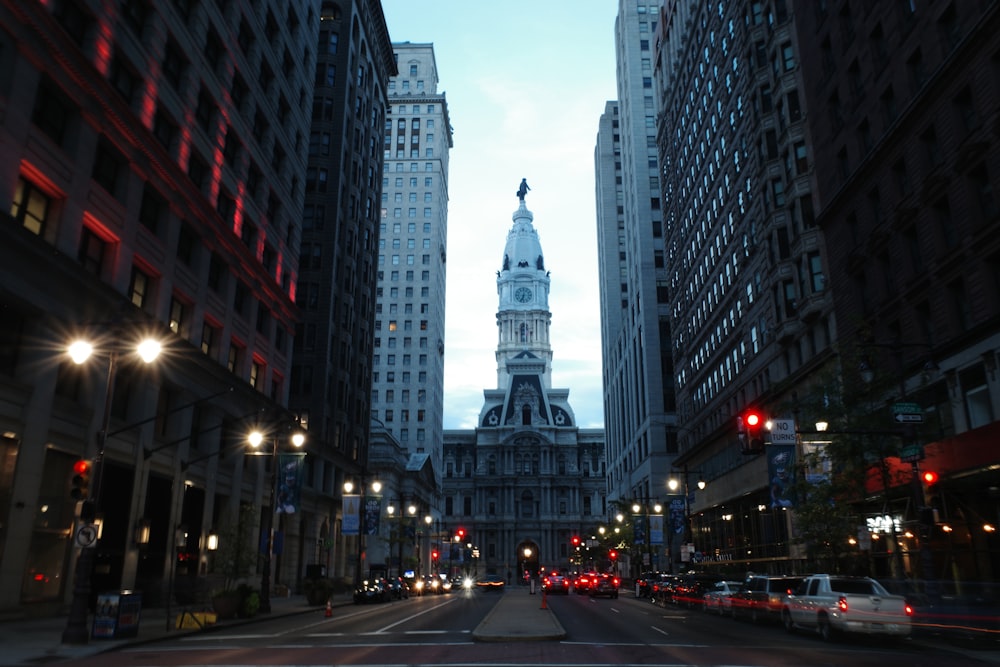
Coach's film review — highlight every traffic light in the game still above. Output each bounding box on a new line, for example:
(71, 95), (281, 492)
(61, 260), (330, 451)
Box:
(608, 549), (618, 561)
(738, 410), (766, 454)
(921, 470), (940, 486)
(571, 535), (581, 548)
(431, 550), (439, 562)
(70, 459), (91, 501)
(456, 527), (466, 541)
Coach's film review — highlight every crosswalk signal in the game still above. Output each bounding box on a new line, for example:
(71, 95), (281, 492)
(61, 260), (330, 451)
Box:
(70, 459), (91, 501)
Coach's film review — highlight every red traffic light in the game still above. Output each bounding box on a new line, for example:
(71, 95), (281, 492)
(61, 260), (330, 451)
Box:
(609, 549), (618, 560)
(745, 412), (761, 427)
(70, 459), (92, 501)
(921, 470), (940, 485)
(431, 550), (439, 560)
(456, 527), (466, 539)
(571, 535), (581, 547)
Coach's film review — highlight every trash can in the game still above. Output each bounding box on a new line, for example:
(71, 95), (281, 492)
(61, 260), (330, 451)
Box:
(305, 564), (326, 579)
(92, 590), (142, 639)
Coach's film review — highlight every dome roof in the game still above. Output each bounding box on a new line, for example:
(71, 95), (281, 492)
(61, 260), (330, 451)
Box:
(500, 201), (544, 274)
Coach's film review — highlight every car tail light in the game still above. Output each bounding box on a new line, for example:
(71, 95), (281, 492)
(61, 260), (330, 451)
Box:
(905, 602), (914, 616)
(837, 596), (848, 612)
(613, 578), (620, 587)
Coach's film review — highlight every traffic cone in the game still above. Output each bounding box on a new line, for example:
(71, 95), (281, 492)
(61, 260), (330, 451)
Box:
(324, 600), (333, 617)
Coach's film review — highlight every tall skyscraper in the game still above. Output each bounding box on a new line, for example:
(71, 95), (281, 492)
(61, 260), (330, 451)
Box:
(289, 0), (395, 585)
(596, 1), (676, 535)
(372, 42), (451, 484)
(0, 0), (322, 614)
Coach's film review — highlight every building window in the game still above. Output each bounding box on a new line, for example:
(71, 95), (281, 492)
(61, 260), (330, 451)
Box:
(91, 135), (125, 197)
(77, 227), (105, 276)
(11, 176), (51, 235)
(129, 265), (150, 308)
(168, 296), (186, 335)
(32, 76), (74, 146)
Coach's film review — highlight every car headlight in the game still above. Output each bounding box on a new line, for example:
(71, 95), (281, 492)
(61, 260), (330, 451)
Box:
(463, 578), (473, 589)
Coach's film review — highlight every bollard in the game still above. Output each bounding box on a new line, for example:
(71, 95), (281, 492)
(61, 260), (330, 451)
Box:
(324, 600), (333, 617)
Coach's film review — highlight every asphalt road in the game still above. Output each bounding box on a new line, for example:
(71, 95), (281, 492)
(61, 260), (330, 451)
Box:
(54, 588), (996, 666)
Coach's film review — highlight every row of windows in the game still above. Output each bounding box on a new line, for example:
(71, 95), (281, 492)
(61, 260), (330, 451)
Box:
(387, 191), (435, 203)
(376, 270), (432, 282)
(372, 389), (428, 403)
(381, 222), (433, 235)
(11, 176), (285, 368)
(375, 337), (432, 348)
(386, 208), (435, 219)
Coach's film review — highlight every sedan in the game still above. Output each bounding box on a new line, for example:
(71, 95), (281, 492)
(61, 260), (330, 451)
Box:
(703, 580), (742, 615)
(353, 579), (390, 604)
(476, 574), (506, 591)
(542, 571), (571, 594)
(574, 572), (599, 594)
(589, 573), (620, 599)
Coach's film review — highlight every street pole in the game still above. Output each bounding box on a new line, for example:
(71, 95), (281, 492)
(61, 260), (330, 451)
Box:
(62, 350), (116, 644)
(259, 437), (277, 614)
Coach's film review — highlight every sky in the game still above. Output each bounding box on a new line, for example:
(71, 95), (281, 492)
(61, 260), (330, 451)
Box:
(380, 1), (620, 430)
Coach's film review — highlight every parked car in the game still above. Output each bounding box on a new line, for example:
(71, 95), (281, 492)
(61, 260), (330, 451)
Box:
(782, 574), (912, 641)
(542, 570), (571, 594)
(476, 574), (506, 591)
(353, 578), (390, 604)
(589, 573), (620, 599)
(703, 580), (743, 615)
(731, 575), (804, 623)
(672, 574), (722, 608)
(650, 574), (681, 604)
(635, 571), (663, 598)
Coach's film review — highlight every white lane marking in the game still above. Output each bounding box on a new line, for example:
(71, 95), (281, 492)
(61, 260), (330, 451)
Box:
(651, 625), (670, 637)
(374, 596), (459, 633)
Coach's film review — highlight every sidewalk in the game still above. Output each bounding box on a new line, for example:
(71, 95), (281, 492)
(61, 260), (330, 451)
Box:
(0, 587), (564, 665)
(0, 592), (340, 666)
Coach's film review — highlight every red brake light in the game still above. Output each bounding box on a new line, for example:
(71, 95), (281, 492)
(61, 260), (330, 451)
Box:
(837, 595), (848, 612)
(905, 603), (914, 616)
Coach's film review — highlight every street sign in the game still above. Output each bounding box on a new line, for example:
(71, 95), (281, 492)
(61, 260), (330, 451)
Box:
(75, 524), (98, 548)
(900, 444), (925, 462)
(769, 419), (797, 445)
(894, 413), (924, 423)
(892, 402), (923, 423)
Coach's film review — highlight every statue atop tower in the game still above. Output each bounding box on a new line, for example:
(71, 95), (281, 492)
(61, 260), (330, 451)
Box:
(516, 178), (530, 201)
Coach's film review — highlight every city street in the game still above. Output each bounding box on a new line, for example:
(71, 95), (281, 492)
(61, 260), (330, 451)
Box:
(47, 589), (998, 667)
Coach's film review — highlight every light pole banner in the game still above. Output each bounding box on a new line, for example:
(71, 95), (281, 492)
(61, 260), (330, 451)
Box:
(276, 453), (305, 514)
(342, 494), (360, 535)
(667, 497), (686, 535)
(649, 514), (664, 546)
(363, 496), (382, 536)
(768, 444), (796, 508)
(632, 516), (646, 545)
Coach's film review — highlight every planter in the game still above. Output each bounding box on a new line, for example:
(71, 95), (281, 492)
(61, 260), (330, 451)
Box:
(211, 592), (240, 620)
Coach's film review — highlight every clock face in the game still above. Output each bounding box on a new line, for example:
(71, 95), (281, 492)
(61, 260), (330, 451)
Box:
(514, 287), (532, 303)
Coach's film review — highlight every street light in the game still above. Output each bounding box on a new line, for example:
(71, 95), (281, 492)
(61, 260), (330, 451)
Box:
(62, 333), (162, 645)
(344, 478), (381, 586)
(627, 499), (663, 576)
(248, 425), (305, 614)
(385, 498), (417, 578)
(667, 468), (708, 570)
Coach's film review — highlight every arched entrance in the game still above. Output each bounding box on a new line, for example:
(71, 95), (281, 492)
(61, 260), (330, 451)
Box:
(516, 539), (539, 586)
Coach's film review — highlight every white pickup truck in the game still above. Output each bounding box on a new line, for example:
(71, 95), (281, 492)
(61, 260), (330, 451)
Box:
(781, 574), (912, 641)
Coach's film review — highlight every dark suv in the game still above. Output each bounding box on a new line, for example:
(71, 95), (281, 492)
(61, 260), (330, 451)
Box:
(730, 575), (803, 623)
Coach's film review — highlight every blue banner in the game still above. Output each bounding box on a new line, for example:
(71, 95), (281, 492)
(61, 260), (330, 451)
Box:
(276, 453), (305, 514)
(649, 514), (664, 546)
(768, 444), (796, 508)
(342, 494), (360, 535)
